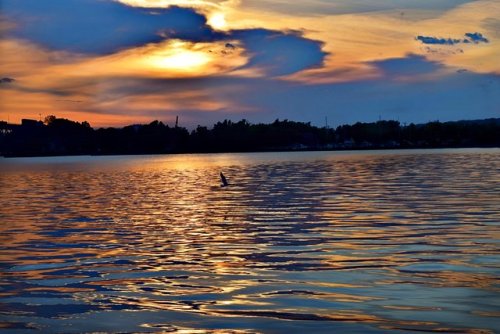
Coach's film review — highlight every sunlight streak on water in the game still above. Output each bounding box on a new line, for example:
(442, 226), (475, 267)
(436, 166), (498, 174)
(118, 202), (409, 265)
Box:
(0, 149), (499, 333)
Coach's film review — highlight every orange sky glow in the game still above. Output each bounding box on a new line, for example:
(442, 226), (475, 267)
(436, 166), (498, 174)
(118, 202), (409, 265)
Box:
(0, 0), (499, 127)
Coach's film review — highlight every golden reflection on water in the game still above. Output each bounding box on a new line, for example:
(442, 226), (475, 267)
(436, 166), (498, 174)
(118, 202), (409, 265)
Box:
(0, 149), (499, 333)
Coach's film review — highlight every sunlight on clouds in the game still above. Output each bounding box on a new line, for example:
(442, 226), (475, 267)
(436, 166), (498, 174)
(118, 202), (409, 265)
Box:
(208, 12), (227, 30)
(106, 39), (246, 77)
(0, 88), (102, 126)
(1, 38), (247, 85)
(415, 0), (500, 74)
(103, 91), (229, 113)
(4, 0), (498, 83)
(153, 50), (209, 70)
(116, 0), (234, 30)
(115, 0), (241, 9)
(88, 86), (256, 128)
(212, 6), (420, 83)
(146, 41), (211, 72)
(0, 37), (249, 126)
(284, 63), (381, 85)
(116, 0), (220, 8)
(0, 90), (62, 121)
(218, 0), (499, 82)
(2, 0), (498, 127)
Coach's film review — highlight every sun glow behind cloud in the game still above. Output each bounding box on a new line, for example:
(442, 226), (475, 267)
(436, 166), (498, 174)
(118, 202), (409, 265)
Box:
(116, 0), (233, 31)
(111, 39), (246, 78)
(116, 0), (499, 82)
(115, 0), (221, 9)
(1, 0), (499, 127)
(207, 12), (227, 30)
(144, 41), (212, 73)
(152, 50), (209, 70)
(0, 36), (248, 126)
(0, 38), (246, 84)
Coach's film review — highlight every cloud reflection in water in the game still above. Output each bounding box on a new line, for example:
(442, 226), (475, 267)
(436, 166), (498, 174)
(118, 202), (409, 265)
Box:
(0, 149), (498, 333)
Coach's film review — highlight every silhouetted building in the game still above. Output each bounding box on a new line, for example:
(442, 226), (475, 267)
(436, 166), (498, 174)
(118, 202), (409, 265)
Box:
(21, 119), (43, 128)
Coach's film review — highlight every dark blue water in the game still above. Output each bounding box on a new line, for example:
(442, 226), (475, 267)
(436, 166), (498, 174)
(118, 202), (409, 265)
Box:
(1, 149), (499, 333)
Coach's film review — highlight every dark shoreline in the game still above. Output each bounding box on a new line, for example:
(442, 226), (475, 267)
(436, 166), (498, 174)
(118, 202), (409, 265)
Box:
(1, 117), (499, 158)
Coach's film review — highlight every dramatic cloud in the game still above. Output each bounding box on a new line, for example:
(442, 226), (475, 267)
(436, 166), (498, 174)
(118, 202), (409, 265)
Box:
(1, 0), (326, 77)
(232, 29), (327, 76)
(2, 0), (220, 54)
(1, 0), (498, 127)
(416, 32), (490, 45)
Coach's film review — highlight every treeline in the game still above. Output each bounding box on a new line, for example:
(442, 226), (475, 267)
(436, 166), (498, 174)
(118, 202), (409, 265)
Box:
(0, 116), (499, 157)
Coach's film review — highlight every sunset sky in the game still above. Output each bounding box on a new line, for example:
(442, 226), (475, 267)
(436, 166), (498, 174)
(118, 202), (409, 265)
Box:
(0, 0), (499, 128)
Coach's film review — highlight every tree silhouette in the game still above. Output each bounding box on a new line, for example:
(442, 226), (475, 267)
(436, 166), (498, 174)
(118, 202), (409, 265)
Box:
(1, 116), (498, 157)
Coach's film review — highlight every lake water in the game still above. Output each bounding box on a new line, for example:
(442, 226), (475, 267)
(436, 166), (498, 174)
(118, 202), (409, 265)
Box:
(0, 149), (499, 333)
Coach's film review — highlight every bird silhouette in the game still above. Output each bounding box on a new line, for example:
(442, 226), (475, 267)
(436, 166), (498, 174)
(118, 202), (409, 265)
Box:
(220, 172), (229, 187)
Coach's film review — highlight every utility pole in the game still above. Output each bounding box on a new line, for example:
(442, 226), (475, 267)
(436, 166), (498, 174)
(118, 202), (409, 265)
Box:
(175, 116), (178, 128)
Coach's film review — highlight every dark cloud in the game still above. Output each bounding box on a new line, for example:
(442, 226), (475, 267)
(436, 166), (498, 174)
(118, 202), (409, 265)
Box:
(2, 0), (221, 54)
(416, 36), (462, 45)
(370, 54), (441, 77)
(0, 77), (15, 84)
(416, 32), (489, 45)
(2, 0), (326, 76)
(464, 32), (489, 43)
(232, 29), (327, 76)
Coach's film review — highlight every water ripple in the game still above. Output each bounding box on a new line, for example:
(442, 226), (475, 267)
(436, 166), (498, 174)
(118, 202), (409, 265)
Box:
(0, 149), (499, 333)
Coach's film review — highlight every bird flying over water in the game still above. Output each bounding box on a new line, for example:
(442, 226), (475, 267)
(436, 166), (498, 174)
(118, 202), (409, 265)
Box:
(220, 172), (229, 187)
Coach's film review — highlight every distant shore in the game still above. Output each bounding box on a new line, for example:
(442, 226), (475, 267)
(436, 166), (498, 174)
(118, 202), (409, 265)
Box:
(1, 116), (499, 158)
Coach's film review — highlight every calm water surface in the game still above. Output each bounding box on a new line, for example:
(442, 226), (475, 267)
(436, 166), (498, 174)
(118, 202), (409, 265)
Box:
(0, 149), (499, 333)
